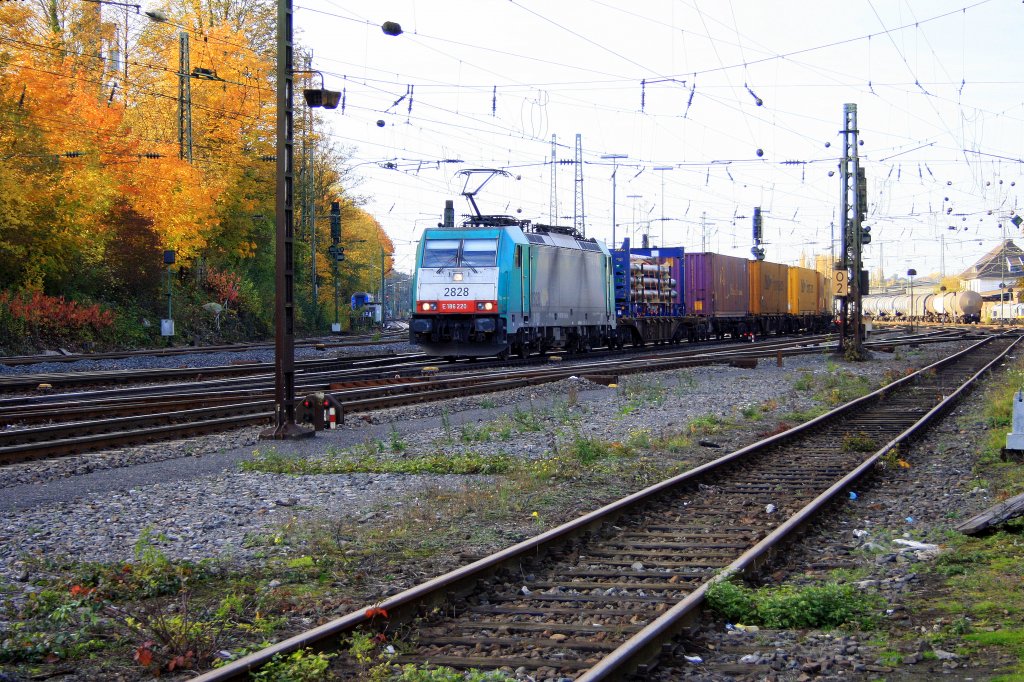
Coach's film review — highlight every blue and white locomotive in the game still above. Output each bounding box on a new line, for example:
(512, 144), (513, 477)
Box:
(409, 186), (615, 358)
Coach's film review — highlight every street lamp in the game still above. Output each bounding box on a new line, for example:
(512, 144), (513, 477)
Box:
(627, 194), (643, 248)
(654, 165), (673, 247)
(907, 268), (917, 332)
(601, 154), (628, 249)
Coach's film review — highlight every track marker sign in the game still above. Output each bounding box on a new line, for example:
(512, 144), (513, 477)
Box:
(833, 269), (849, 297)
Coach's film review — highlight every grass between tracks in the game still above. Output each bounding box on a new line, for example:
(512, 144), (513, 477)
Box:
(879, 357), (1024, 681)
(1, 361), (892, 680)
(696, 355), (1024, 680)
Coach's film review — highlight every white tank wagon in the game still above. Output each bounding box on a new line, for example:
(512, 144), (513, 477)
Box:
(862, 290), (981, 324)
(932, 290), (982, 322)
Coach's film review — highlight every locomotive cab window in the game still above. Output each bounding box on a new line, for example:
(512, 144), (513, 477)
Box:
(422, 238), (498, 268)
(461, 239), (498, 267)
(422, 240), (460, 268)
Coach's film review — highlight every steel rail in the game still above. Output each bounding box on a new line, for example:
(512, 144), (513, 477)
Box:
(1, 333), (838, 420)
(578, 333), (1018, 680)
(0, 350), (425, 394)
(0, 332), (408, 367)
(189, 333), (1014, 681)
(0, 332), (974, 465)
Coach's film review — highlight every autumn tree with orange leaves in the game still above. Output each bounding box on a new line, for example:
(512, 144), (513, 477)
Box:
(0, 0), (395, 349)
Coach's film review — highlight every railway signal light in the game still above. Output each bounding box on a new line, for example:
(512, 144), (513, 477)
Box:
(861, 224), (872, 245)
(330, 201), (341, 243)
(856, 168), (868, 217)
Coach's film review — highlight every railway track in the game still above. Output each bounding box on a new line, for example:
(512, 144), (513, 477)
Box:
(0, 330), (977, 466)
(191, 332), (1017, 681)
(0, 331), (408, 367)
(0, 349), (424, 394)
(0, 335), (833, 464)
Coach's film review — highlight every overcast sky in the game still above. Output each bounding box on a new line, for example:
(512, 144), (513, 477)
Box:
(296, 0), (1022, 280)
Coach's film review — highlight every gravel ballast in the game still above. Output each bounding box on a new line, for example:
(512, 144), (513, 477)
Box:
(0, 336), (1011, 680)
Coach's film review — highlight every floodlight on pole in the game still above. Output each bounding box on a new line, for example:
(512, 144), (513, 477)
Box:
(295, 70), (341, 109)
(262, 0), (402, 442)
(601, 154), (628, 249)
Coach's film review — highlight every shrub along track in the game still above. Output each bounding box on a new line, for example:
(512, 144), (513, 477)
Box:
(0, 331), (974, 466)
(191, 333), (1017, 681)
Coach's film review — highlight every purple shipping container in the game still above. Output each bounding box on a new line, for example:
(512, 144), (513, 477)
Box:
(684, 252), (750, 317)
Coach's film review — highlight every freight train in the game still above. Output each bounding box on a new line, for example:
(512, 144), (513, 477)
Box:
(861, 290), (982, 324)
(408, 208), (834, 358)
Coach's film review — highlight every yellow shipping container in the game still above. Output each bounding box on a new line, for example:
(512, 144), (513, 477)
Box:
(748, 260), (789, 315)
(788, 266), (820, 315)
(816, 270), (832, 314)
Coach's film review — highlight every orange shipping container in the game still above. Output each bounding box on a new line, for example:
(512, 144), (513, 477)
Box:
(788, 266), (820, 315)
(748, 260), (789, 315)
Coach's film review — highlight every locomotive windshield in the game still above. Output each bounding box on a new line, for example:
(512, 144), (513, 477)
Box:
(422, 240), (460, 268)
(461, 239), (498, 267)
(421, 238), (497, 268)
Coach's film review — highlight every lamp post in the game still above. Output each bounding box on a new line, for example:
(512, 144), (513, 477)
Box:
(380, 245), (393, 327)
(161, 250), (175, 343)
(654, 165), (673, 247)
(907, 268), (917, 333)
(627, 194), (643, 247)
(601, 154), (628, 249)
(263, 2), (395, 440)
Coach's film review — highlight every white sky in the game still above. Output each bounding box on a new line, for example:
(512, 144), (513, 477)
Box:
(295, 0), (1023, 280)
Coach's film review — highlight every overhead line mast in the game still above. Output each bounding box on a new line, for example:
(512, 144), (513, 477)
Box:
(574, 133), (585, 237)
(839, 103), (868, 359)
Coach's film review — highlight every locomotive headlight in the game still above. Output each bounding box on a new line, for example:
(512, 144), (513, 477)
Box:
(421, 302), (431, 311)
(452, 272), (464, 282)
(484, 302), (494, 311)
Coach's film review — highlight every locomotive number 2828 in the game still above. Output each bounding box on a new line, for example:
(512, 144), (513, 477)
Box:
(443, 287), (470, 297)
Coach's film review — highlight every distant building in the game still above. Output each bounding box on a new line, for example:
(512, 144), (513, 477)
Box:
(959, 240), (1024, 298)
